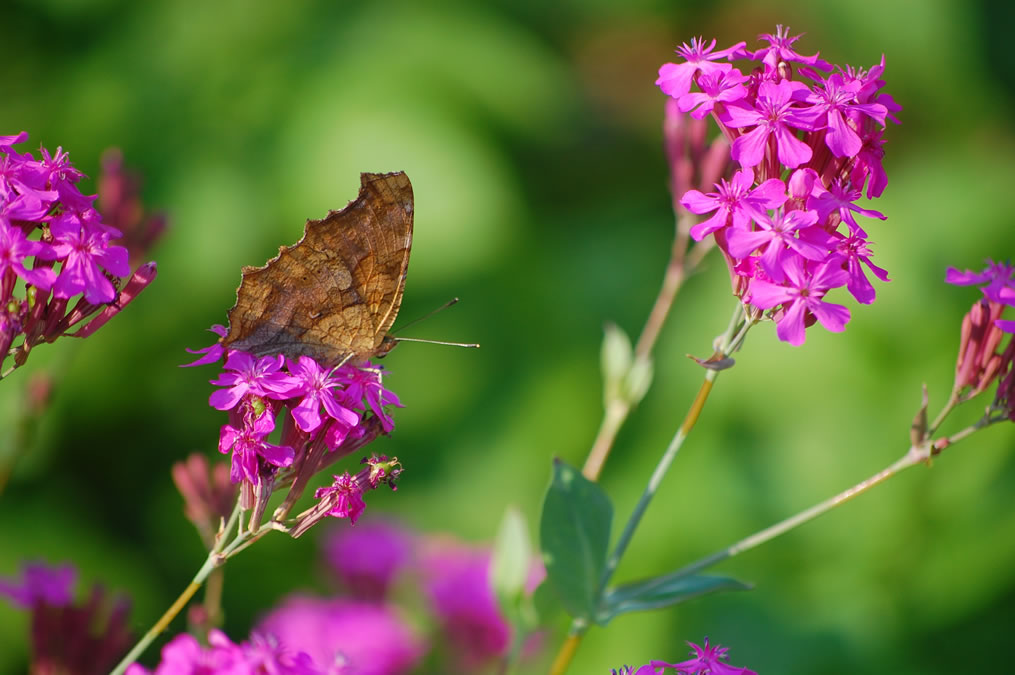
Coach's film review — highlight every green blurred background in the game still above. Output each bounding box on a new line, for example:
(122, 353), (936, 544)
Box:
(1, 0), (1014, 672)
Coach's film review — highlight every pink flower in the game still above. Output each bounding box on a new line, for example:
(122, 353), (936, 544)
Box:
(844, 55), (902, 124)
(752, 25), (831, 73)
(749, 256), (851, 346)
(333, 362), (403, 433)
(324, 519), (414, 601)
(680, 169), (786, 242)
(209, 351), (301, 411)
(804, 73), (887, 158)
(181, 324), (228, 367)
(725, 79), (818, 169)
(652, 637), (757, 675)
(3, 561), (133, 675)
(807, 180), (886, 238)
(850, 130), (889, 198)
(219, 408), (294, 484)
(834, 232), (890, 304)
(0, 217), (58, 290)
(128, 629), (322, 675)
(97, 148), (167, 267)
(419, 538), (544, 670)
(49, 212), (130, 304)
(725, 207), (824, 283)
(288, 455), (401, 538)
(0, 561), (75, 609)
(676, 67), (748, 120)
(287, 356), (361, 435)
(257, 596), (425, 675)
(172, 452), (237, 546)
(946, 259), (1015, 305)
(656, 38), (746, 100)
(420, 542), (511, 668)
(314, 473), (367, 524)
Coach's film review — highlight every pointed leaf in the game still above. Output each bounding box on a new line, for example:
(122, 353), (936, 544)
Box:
(539, 459), (613, 620)
(597, 573), (752, 625)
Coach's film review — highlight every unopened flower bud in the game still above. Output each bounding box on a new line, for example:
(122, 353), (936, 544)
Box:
(171, 452), (236, 546)
(992, 340), (1015, 421)
(68, 261), (157, 339)
(953, 298), (1006, 397)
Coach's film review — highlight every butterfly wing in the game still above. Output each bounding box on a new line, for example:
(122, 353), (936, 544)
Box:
(223, 171), (414, 366)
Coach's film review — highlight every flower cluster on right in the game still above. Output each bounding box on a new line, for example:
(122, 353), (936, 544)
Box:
(658, 27), (900, 345)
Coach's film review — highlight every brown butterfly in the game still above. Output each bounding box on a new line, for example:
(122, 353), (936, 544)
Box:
(222, 171), (413, 367)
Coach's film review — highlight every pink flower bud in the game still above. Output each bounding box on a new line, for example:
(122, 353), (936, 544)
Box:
(954, 298), (1006, 396)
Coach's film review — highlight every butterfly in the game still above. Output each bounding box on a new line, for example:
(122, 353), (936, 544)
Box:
(222, 171), (413, 367)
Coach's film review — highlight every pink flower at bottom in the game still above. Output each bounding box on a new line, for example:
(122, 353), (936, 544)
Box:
(323, 519), (414, 602)
(419, 537), (544, 670)
(652, 637), (757, 675)
(126, 629), (321, 675)
(256, 595), (424, 675)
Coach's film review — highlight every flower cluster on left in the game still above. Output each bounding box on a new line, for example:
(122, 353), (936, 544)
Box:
(0, 132), (156, 376)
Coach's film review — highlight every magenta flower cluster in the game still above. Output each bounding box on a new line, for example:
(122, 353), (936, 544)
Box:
(184, 327), (403, 533)
(125, 629), (323, 675)
(131, 520), (544, 674)
(265, 521), (545, 672)
(658, 27), (900, 345)
(0, 132), (156, 371)
(1, 561), (133, 675)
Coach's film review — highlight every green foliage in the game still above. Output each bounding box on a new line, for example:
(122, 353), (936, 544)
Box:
(540, 459), (613, 621)
(0, 1), (1013, 673)
(599, 574), (752, 625)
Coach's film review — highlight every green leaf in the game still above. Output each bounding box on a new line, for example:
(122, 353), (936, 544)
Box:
(529, 578), (561, 628)
(491, 505), (532, 606)
(539, 459), (613, 621)
(597, 573), (752, 625)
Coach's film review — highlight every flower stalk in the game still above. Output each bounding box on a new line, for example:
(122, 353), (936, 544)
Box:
(552, 302), (750, 675)
(653, 410), (999, 591)
(582, 97), (735, 484)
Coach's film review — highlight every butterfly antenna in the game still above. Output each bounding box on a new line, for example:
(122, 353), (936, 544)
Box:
(393, 336), (480, 349)
(391, 297), (461, 334)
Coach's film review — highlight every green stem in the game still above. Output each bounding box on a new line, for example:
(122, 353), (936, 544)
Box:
(552, 302), (747, 674)
(109, 554), (218, 675)
(108, 498), (255, 674)
(597, 301), (746, 594)
(582, 211), (707, 482)
(928, 391), (960, 437)
(669, 452), (917, 582)
(646, 417), (993, 591)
